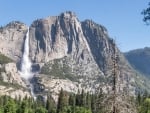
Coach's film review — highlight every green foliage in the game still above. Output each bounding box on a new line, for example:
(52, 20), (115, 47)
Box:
(4, 99), (16, 113)
(59, 106), (92, 113)
(139, 98), (150, 113)
(0, 53), (13, 65)
(74, 106), (92, 113)
(17, 100), (28, 113)
(40, 59), (77, 81)
(136, 91), (150, 113)
(0, 95), (48, 113)
(35, 107), (48, 113)
(142, 2), (150, 24)
(0, 107), (3, 113)
(0, 89), (116, 113)
(91, 94), (97, 113)
(69, 94), (76, 107)
(57, 88), (68, 113)
(0, 81), (24, 90)
(86, 92), (91, 110)
(46, 94), (56, 113)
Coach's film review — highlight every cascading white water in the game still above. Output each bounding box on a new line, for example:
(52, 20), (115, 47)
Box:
(20, 27), (36, 99)
(21, 27), (32, 80)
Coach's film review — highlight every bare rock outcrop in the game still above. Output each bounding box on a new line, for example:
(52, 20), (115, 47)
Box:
(0, 21), (27, 61)
(0, 11), (148, 113)
(0, 63), (26, 86)
(0, 62), (30, 99)
(0, 85), (30, 99)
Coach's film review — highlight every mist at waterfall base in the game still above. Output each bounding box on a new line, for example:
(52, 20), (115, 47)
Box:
(20, 27), (36, 99)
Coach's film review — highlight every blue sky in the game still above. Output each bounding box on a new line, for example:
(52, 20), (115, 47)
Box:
(0, 0), (150, 52)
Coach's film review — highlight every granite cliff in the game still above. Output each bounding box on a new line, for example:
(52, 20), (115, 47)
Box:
(0, 11), (149, 113)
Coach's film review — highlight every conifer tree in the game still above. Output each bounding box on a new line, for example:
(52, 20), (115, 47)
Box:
(91, 94), (97, 113)
(81, 89), (86, 107)
(17, 100), (28, 113)
(142, 2), (150, 24)
(4, 99), (16, 113)
(0, 96), (4, 107)
(86, 92), (91, 110)
(76, 89), (81, 106)
(35, 107), (48, 113)
(57, 88), (68, 113)
(137, 92), (142, 106)
(69, 93), (76, 113)
(69, 93), (76, 106)
(46, 94), (56, 113)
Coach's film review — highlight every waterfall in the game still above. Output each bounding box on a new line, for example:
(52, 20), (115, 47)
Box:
(20, 27), (36, 99)
(21, 27), (32, 80)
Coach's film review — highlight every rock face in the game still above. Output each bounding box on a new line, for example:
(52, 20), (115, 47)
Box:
(0, 11), (148, 113)
(1, 63), (25, 86)
(0, 62), (30, 99)
(29, 12), (92, 63)
(0, 23), (30, 99)
(0, 21), (28, 62)
(29, 11), (105, 99)
(125, 47), (150, 78)
(28, 12), (143, 95)
(0, 85), (30, 100)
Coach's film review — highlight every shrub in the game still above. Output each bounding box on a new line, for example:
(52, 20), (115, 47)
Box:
(0, 53), (13, 64)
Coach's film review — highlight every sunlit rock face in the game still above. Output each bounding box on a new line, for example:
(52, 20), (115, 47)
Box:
(0, 21), (27, 61)
(29, 11), (104, 97)
(0, 11), (148, 113)
(0, 22), (30, 99)
(29, 12), (91, 63)
(28, 11), (139, 96)
(0, 62), (31, 99)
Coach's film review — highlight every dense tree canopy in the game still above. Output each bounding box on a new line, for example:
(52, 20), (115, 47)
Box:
(142, 2), (150, 24)
(0, 89), (149, 113)
(0, 90), (105, 113)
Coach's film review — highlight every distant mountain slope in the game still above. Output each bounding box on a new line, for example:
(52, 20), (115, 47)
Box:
(124, 47), (150, 78)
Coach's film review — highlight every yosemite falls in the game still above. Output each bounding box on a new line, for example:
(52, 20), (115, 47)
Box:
(20, 27), (35, 97)
(21, 27), (32, 80)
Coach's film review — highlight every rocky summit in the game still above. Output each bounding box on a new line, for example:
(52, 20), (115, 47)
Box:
(0, 11), (149, 113)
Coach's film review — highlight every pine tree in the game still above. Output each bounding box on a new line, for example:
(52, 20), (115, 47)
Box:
(0, 108), (3, 113)
(35, 107), (48, 113)
(46, 94), (56, 113)
(137, 92), (142, 106)
(4, 99), (16, 113)
(57, 88), (68, 113)
(17, 100), (28, 113)
(69, 93), (76, 106)
(140, 98), (150, 113)
(69, 93), (76, 113)
(86, 92), (91, 110)
(91, 94), (97, 113)
(142, 2), (150, 24)
(0, 96), (4, 107)
(76, 89), (81, 106)
(3, 95), (9, 106)
(81, 89), (86, 107)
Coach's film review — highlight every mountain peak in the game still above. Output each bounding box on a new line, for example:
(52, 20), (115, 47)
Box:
(60, 11), (76, 18)
(0, 12), (149, 113)
(5, 21), (26, 29)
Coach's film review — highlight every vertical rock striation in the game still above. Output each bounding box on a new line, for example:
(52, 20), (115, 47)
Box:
(0, 11), (149, 113)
